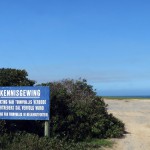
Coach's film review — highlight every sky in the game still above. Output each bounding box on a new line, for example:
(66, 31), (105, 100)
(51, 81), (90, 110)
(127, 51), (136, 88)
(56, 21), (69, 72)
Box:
(0, 0), (150, 96)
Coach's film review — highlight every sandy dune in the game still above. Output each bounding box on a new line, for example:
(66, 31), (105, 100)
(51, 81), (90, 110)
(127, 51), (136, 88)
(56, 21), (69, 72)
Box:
(104, 99), (150, 150)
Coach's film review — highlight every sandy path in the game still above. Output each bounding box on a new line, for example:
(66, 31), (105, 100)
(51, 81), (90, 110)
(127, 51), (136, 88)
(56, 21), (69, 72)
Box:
(104, 99), (150, 150)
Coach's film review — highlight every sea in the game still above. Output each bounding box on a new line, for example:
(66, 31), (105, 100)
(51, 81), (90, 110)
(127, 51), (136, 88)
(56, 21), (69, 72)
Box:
(102, 95), (150, 99)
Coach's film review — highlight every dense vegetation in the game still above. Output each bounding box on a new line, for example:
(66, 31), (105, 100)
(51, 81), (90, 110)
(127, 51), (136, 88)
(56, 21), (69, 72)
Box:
(0, 68), (125, 149)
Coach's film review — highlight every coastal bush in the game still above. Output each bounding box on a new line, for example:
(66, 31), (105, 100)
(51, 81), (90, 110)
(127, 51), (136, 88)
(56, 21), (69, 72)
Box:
(0, 68), (125, 148)
(0, 68), (37, 135)
(0, 132), (113, 150)
(0, 133), (86, 150)
(41, 79), (125, 141)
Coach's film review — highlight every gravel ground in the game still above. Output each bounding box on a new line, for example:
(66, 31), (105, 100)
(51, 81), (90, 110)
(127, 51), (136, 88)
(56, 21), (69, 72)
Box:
(103, 99), (150, 150)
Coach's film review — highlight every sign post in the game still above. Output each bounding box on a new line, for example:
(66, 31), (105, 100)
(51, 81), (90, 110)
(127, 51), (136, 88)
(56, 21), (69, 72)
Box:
(0, 86), (50, 137)
(45, 120), (50, 137)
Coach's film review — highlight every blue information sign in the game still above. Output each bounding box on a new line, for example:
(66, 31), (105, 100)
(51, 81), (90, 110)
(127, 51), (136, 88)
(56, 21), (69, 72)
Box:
(0, 86), (50, 120)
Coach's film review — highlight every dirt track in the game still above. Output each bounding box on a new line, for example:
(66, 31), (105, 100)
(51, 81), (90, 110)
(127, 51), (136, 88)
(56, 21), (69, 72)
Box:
(104, 99), (150, 150)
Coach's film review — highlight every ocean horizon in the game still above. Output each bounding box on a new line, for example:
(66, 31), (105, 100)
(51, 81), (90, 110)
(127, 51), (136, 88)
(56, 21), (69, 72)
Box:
(101, 95), (150, 98)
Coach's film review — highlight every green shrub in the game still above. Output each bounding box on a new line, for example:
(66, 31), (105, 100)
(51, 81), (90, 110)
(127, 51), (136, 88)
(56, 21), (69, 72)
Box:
(0, 67), (125, 143)
(0, 121), (7, 135)
(40, 79), (125, 141)
(0, 68), (39, 136)
(0, 133), (88, 150)
(0, 132), (114, 150)
(0, 133), (12, 149)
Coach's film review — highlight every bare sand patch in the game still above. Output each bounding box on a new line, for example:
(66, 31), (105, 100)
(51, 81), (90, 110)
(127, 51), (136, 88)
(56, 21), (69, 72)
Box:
(103, 99), (150, 150)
